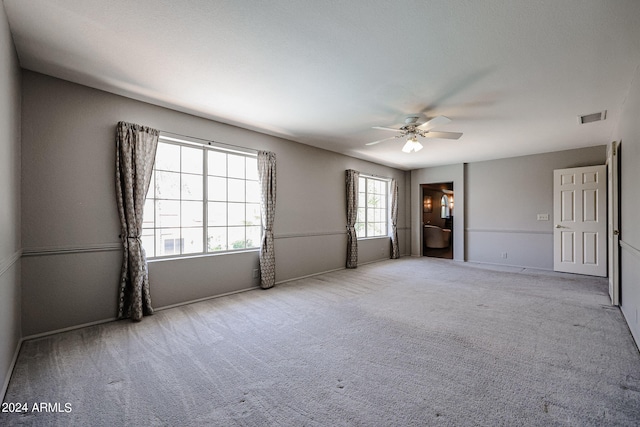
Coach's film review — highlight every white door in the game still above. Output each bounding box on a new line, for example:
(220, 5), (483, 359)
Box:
(553, 165), (607, 276)
(607, 142), (620, 304)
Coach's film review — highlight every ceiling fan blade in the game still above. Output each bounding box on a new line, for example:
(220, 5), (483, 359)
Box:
(423, 131), (463, 140)
(418, 115), (451, 130)
(372, 126), (403, 133)
(366, 135), (398, 146)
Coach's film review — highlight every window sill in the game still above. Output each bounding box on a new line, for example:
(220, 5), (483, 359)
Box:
(147, 248), (259, 263)
(357, 236), (390, 241)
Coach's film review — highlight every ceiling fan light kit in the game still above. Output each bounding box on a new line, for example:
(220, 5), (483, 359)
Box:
(402, 136), (423, 153)
(368, 115), (462, 153)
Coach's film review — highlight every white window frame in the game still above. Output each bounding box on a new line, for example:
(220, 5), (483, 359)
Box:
(143, 135), (261, 260)
(441, 194), (450, 218)
(356, 175), (390, 239)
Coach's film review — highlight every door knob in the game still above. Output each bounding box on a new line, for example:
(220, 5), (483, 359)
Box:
(555, 224), (562, 228)
(613, 230), (620, 235)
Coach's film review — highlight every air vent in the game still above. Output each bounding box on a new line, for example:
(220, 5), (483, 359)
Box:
(578, 110), (606, 124)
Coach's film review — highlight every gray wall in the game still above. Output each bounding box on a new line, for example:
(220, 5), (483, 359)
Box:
(0, 3), (21, 399)
(20, 71), (410, 336)
(613, 64), (640, 346)
(410, 146), (606, 268)
(465, 146), (606, 269)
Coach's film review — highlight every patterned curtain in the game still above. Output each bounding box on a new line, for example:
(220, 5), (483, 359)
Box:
(115, 121), (159, 321)
(390, 178), (400, 259)
(346, 169), (359, 268)
(258, 151), (277, 289)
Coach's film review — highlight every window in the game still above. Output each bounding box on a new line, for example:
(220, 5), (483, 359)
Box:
(355, 176), (388, 238)
(441, 195), (450, 219)
(142, 137), (261, 258)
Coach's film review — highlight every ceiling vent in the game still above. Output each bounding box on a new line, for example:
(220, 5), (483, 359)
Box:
(578, 110), (606, 124)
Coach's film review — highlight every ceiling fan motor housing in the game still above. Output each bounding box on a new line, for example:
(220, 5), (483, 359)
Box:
(367, 115), (461, 148)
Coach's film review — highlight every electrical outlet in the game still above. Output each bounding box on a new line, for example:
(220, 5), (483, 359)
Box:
(501, 252), (508, 259)
(253, 269), (259, 279)
(537, 213), (550, 221)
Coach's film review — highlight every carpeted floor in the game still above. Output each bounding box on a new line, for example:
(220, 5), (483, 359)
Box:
(2, 257), (640, 426)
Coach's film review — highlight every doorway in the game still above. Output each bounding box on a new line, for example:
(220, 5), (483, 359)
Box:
(421, 182), (454, 259)
(607, 142), (621, 305)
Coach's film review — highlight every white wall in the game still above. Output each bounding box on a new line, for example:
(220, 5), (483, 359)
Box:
(0, 2), (21, 399)
(464, 147), (606, 270)
(20, 71), (410, 336)
(613, 64), (640, 346)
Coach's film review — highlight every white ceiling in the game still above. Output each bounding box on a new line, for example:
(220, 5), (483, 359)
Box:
(4, 0), (640, 170)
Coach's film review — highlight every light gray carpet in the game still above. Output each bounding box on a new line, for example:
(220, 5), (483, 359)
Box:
(2, 257), (640, 426)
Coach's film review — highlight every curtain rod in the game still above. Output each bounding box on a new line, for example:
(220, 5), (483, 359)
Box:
(158, 130), (258, 155)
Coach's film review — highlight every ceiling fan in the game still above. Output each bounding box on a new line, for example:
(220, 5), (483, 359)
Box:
(367, 116), (462, 153)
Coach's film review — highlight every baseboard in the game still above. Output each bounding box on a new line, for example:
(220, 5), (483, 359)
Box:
(463, 260), (554, 272)
(22, 317), (117, 342)
(275, 255), (410, 286)
(276, 267), (346, 285)
(620, 305), (640, 354)
(155, 286), (260, 311)
(2, 337), (23, 402)
(358, 256), (393, 266)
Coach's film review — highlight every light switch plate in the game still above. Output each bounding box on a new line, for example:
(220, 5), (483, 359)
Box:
(537, 213), (550, 221)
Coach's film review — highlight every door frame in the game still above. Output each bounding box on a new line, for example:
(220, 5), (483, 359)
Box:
(607, 141), (621, 305)
(420, 182), (454, 258)
(553, 165), (607, 276)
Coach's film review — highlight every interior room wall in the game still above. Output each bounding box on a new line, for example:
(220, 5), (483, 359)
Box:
(612, 63), (640, 346)
(0, 3), (22, 399)
(464, 146), (606, 270)
(20, 71), (410, 337)
(411, 164), (465, 260)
